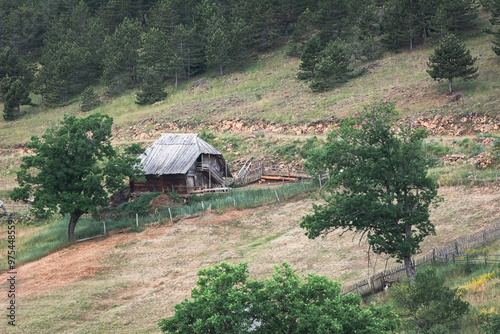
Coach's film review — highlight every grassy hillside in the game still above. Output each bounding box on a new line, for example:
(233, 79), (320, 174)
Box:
(1, 34), (500, 150)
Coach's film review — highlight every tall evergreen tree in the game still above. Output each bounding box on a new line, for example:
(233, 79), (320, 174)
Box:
(0, 46), (33, 120)
(101, 17), (141, 93)
(427, 34), (478, 94)
(136, 28), (168, 104)
(298, 35), (323, 80)
(315, 0), (350, 44)
(205, 15), (233, 76)
(288, 8), (316, 56)
(382, 0), (419, 50)
(310, 39), (354, 92)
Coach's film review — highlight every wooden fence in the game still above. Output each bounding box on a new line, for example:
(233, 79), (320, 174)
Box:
(341, 222), (500, 296)
(1, 203), (31, 215)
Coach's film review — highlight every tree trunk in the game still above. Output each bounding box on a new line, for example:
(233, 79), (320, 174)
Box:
(448, 78), (453, 94)
(67, 212), (83, 242)
(404, 256), (415, 282)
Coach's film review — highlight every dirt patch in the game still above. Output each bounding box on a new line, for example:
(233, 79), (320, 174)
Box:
(150, 194), (180, 209)
(0, 229), (164, 299)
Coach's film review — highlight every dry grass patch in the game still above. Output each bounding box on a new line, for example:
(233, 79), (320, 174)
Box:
(0, 186), (499, 333)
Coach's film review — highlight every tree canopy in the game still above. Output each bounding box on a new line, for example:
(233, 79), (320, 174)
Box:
(158, 262), (400, 333)
(301, 102), (439, 279)
(0, 0), (484, 111)
(427, 33), (478, 94)
(11, 113), (144, 241)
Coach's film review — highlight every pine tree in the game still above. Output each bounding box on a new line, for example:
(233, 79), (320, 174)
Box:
(315, 0), (350, 44)
(136, 28), (168, 104)
(310, 39), (353, 92)
(0, 46), (33, 119)
(80, 86), (101, 112)
(288, 8), (316, 57)
(135, 68), (167, 105)
(298, 35), (323, 80)
(382, 0), (419, 50)
(443, 0), (478, 32)
(101, 18), (141, 93)
(427, 34), (478, 94)
(3, 79), (31, 120)
(205, 19), (231, 76)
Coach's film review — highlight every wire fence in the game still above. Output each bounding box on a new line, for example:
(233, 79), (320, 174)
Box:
(341, 222), (500, 296)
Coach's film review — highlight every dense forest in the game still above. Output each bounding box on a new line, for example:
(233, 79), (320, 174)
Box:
(0, 0), (498, 120)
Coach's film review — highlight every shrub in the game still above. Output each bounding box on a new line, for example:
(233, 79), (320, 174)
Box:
(390, 268), (469, 333)
(116, 192), (161, 217)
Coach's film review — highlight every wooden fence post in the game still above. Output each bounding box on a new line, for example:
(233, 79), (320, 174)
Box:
(432, 248), (436, 264)
(136, 213), (138, 227)
(274, 189), (280, 202)
(103, 220), (106, 234)
(455, 242), (459, 255)
(202, 201), (205, 209)
(302, 179), (305, 191)
(318, 175), (322, 189)
(473, 164), (476, 181)
(452, 253), (455, 264)
(168, 208), (173, 223)
(496, 166), (498, 182)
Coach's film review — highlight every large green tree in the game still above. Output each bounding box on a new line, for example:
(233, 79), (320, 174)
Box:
(427, 33), (478, 94)
(301, 102), (439, 279)
(11, 113), (144, 241)
(158, 262), (400, 333)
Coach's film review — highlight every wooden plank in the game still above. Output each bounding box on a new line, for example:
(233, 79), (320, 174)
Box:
(261, 176), (297, 181)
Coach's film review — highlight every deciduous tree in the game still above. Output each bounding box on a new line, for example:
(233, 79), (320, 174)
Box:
(301, 102), (439, 279)
(158, 262), (400, 333)
(11, 113), (144, 241)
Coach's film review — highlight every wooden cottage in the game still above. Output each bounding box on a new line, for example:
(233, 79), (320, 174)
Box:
(130, 133), (231, 195)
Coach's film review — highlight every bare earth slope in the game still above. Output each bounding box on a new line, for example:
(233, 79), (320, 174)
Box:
(1, 186), (499, 333)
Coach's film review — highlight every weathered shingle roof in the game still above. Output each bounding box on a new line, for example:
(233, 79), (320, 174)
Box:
(138, 133), (222, 175)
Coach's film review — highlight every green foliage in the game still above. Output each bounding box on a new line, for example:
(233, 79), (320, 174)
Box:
(310, 39), (354, 92)
(427, 33), (478, 94)
(390, 268), (470, 333)
(167, 190), (183, 204)
(158, 262), (400, 333)
(301, 101), (439, 278)
(116, 192), (161, 217)
(101, 17), (141, 93)
(0, 46), (34, 120)
(10, 113), (145, 241)
(298, 35), (322, 80)
(479, 313), (500, 334)
(299, 136), (322, 159)
(135, 68), (168, 105)
(80, 86), (101, 112)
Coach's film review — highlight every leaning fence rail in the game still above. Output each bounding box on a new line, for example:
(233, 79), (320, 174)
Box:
(341, 222), (500, 296)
